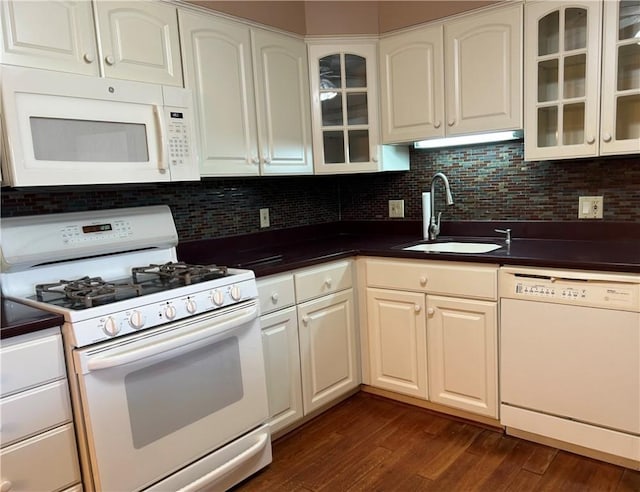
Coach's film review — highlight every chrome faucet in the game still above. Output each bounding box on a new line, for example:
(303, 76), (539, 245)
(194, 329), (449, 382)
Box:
(428, 172), (454, 240)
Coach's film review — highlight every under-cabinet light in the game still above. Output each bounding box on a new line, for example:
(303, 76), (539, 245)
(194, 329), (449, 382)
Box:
(413, 130), (523, 149)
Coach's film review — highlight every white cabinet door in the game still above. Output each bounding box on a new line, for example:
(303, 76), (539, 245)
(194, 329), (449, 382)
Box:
(366, 288), (428, 399)
(444, 4), (522, 136)
(260, 307), (303, 434)
(298, 289), (358, 413)
(308, 42), (385, 174)
(179, 10), (259, 176)
(95, 1), (182, 86)
(600, 0), (640, 156)
(0, 0), (98, 76)
(379, 24), (445, 143)
(427, 295), (498, 418)
(251, 29), (313, 175)
(524, 1), (602, 160)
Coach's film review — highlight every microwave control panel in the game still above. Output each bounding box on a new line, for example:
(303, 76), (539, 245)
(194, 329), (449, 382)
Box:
(167, 111), (191, 167)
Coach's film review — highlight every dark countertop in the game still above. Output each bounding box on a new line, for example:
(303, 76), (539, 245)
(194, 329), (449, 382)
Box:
(178, 220), (640, 276)
(1, 298), (64, 339)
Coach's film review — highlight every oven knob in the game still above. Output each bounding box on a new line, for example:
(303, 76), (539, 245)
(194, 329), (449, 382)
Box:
(211, 290), (224, 306)
(185, 299), (197, 314)
(128, 310), (146, 329)
(230, 285), (242, 301)
(103, 317), (120, 337)
(164, 305), (177, 320)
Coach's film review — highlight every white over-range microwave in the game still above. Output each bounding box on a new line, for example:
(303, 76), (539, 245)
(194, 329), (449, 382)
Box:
(0, 65), (200, 186)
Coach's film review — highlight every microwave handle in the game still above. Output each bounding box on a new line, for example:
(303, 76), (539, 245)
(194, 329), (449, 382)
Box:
(153, 105), (168, 172)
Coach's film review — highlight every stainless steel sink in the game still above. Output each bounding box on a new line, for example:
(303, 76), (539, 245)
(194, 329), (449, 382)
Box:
(402, 242), (502, 254)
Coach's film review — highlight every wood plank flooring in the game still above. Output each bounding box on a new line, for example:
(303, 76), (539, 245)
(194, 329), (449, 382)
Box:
(234, 393), (640, 491)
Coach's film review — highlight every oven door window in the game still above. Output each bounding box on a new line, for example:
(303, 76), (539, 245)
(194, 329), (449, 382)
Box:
(125, 336), (243, 448)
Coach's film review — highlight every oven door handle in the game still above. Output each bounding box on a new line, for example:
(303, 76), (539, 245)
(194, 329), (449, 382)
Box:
(177, 431), (270, 492)
(86, 304), (258, 372)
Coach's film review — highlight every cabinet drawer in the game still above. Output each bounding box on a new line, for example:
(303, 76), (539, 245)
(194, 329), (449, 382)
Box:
(294, 260), (353, 303)
(0, 330), (66, 397)
(366, 258), (497, 300)
(257, 274), (295, 315)
(1, 380), (72, 447)
(0, 423), (80, 492)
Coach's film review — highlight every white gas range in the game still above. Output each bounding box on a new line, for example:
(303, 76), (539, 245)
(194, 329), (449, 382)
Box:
(0, 206), (271, 492)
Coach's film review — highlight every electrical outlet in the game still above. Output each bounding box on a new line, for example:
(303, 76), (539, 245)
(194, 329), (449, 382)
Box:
(259, 208), (270, 228)
(388, 200), (405, 218)
(578, 196), (603, 219)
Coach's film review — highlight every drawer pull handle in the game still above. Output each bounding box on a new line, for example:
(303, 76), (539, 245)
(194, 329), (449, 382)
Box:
(414, 304), (421, 313)
(271, 293), (279, 304)
(83, 52), (95, 63)
(419, 276), (427, 286)
(427, 308), (435, 316)
(302, 315), (310, 325)
(1, 481), (12, 492)
(105, 54), (115, 65)
(324, 278), (332, 288)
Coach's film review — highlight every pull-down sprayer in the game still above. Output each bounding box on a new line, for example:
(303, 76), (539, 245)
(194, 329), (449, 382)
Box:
(428, 172), (454, 240)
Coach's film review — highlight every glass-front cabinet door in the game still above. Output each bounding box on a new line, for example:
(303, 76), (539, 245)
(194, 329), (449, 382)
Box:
(308, 42), (381, 173)
(601, 0), (640, 155)
(524, 1), (602, 160)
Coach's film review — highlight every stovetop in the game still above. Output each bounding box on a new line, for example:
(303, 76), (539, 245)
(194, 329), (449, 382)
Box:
(32, 262), (231, 310)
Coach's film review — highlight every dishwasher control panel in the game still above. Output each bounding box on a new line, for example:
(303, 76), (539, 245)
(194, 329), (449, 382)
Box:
(499, 267), (640, 312)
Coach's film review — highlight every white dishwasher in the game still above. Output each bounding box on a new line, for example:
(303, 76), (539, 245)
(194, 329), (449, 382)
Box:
(499, 266), (640, 469)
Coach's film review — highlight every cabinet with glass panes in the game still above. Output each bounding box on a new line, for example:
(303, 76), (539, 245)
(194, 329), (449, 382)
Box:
(524, 0), (640, 160)
(307, 41), (408, 174)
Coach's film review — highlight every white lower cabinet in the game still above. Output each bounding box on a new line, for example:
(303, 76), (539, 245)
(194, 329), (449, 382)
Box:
(298, 288), (358, 413)
(366, 288), (427, 399)
(258, 260), (358, 435)
(0, 328), (81, 492)
(363, 258), (499, 419)
(426, 295), (498, 418)
(261, 306), (303, 434)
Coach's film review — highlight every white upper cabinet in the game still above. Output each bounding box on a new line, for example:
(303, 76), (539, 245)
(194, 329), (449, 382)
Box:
(308, 41), (409, 174)
(94, 1), (182, 86)
(0, 0), (99, 76)
(379, 25), (445, 143)
(379, 3), (522, 144)
(444, 4), (522, 137)
(525, 0), (639, 160)
(180, 10), (312, 176)
(0, 1), (182, 86)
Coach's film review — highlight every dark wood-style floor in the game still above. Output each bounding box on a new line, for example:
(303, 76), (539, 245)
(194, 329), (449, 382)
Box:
(235, 392), (640, 491)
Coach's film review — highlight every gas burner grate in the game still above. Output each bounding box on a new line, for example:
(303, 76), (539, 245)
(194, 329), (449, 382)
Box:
(36, 276), (143, 308)
(131, 262), (229, 286)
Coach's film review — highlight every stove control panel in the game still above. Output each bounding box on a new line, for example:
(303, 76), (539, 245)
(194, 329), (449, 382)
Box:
(74, 278), (259, 347)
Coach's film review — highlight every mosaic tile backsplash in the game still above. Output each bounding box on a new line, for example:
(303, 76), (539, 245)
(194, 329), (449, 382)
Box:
(1, 141), (638, 241)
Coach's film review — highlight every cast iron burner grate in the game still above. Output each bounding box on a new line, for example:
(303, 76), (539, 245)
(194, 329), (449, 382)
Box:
(131, 261), (229, 286)
(36, 276), (144, 308)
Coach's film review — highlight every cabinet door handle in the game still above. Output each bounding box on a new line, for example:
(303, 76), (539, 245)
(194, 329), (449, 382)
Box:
(434, 120), (441, 129)
(105, 55), (115, 65)
(414, 304), (421, 313)
(586, 136), (595, 144)
(602, 132), (612, 143)
(271, 293), (279, 304)
(251, 156), (259, 164)
(264, 157), (271, 164)
(1, 481), (12, 492)
(83, 53), (95, 63)
(447, 119), (456, 127)
(419, 276), (428, 286)
(302, 315), (310, 325)
(427, 308), (435, 316)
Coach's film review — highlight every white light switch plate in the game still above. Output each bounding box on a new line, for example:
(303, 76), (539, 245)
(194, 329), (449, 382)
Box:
(260, 208), (270, 228)
(578, 196), (603, 219)
(389, 200), (405, 218)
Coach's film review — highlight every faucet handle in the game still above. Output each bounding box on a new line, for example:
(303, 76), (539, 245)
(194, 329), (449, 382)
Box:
(494, 228), (511, 245)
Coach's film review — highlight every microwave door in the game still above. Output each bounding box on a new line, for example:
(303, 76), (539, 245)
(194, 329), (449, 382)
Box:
(9, 93), (170, 186)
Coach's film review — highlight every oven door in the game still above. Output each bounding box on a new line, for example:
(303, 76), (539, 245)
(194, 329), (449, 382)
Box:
(72, 300), (269, 492)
